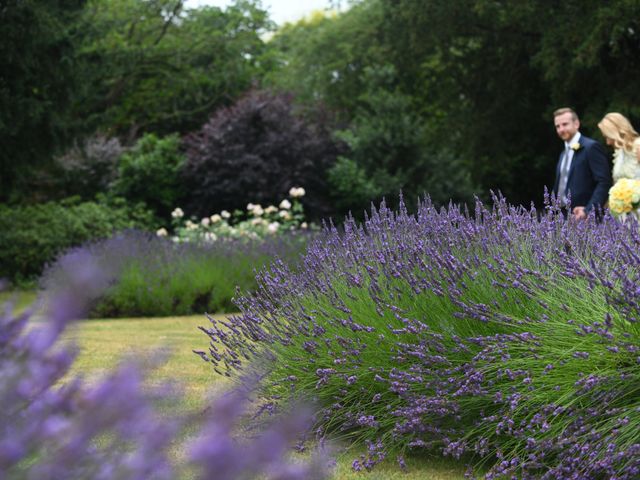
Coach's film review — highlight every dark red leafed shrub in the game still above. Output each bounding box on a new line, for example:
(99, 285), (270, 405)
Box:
(182, 89), (343, 219)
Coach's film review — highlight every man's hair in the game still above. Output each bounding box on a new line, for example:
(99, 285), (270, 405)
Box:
(553, 107), (579, 121)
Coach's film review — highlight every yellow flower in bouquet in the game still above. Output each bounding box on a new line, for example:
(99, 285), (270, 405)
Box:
(608, 178), (640, 217)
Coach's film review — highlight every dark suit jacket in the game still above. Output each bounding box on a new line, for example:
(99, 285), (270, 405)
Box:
(553, 135), (612, 213)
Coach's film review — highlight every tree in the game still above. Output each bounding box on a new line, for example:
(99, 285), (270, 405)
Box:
(265, 0), (389, 120)
(72, 0), (275, 141)
(0, 0), (86, 202)
(527, 1), (640, 124)
(328, 65), (475, 215)
(378, 0), (553, 206)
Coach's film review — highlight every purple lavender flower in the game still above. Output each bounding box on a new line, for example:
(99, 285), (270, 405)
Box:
(2, 254), (331, 479)
(41, 230), (312, 318)
(200, 193), (640, 478)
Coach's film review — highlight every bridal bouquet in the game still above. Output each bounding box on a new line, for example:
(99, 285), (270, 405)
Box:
(608, 178), (640, 218)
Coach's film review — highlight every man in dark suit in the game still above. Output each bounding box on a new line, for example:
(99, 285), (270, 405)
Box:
(552, 107), (612, 220)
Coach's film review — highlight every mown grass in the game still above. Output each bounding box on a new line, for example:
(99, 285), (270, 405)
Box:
(0, 289), (39, 314)
(64, 314), (466, 479)
(64, 315), (227, 412)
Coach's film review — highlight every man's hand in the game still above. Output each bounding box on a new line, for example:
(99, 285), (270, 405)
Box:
(572, 206), (587, 220)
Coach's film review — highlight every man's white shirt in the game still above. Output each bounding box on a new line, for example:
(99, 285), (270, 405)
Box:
(560, 131), (581, 205)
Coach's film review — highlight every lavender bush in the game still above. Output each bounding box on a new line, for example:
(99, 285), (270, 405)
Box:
(200, 193), (640, 478)
(42, 230), (310, 317)
(1, 253), (330, 479)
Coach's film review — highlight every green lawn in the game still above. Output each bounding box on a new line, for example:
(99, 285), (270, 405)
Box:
(64, 315), (226, 411)
(0, 289), (39, 315)
(64, 314), (467, 479)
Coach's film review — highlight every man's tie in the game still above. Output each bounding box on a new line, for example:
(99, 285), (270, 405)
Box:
(557, 146), (571, 206)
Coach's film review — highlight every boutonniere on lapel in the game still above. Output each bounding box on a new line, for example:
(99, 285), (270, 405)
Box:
(570, 142), (581, 151)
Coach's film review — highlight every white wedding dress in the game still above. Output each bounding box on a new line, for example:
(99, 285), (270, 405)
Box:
(611, 139), (640, 221)
(612, 143), (640, 183)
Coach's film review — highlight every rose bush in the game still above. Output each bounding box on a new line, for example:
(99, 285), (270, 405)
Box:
(163, 187), (314, 244)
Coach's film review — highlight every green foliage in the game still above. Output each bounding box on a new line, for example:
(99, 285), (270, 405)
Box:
(268, 0), (640, 207)
(111, 133), (185, 218)
(0, 197), (154, 284)
(327, 157), (379, 211)
(73, 0), (275, 139)
(0, 0), (86, 202)
(4, 0), (639, 211)
(328, 65), (475, 214)
(528, 0), (640, 123)
(0, 0), (278, 203)
(266, 0), (387, 118)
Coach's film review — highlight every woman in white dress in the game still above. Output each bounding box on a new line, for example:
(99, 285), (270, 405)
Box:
(598, 112), (640, 183)
(598, 113), (640, 220)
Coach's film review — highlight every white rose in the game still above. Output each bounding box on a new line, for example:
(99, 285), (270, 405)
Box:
(279, 199), (291, 210)
(247, 203), (256, 211)
(204, 232), (217, 243)
(220, 210), (231, 219)
(289, 187), (306, 198)
(201, 217), (211, 226)
(301, 222), (308, 229)
(156, 227), (168, 237)
(265, 205), (278, 214)
(251, 218), (265, 226)
(252, 205), (264, 216)
(171, 207), (184, 218)
(278, 210), (291, 220)
(267, 221), (280, 234)
(185, 220), (198, 230)
(210, 214), (222, 223)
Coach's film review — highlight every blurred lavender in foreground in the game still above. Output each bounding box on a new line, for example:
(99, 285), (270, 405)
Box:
(1, 254), (330, 479)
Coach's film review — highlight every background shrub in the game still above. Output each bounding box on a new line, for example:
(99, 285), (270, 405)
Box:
(42, 231), (311, 317)
(182, 88), (343, 220)
(111, 133), (186, 219)
(0, 196), (154, 284)
(54, 133), (124, 199)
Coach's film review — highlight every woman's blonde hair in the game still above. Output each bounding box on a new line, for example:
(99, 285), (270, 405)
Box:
(598, 112), (639, 152)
